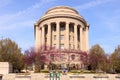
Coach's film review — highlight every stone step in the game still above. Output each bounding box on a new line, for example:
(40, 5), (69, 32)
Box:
(15, 75), (31, 80)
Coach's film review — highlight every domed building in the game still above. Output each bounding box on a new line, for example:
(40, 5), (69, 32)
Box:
(34, 6), (89, 69)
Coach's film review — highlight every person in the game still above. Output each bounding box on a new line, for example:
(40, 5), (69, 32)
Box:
(56, 71), (60, 80)
(62, 68), (66, 75)
(50, 70), (54, 80)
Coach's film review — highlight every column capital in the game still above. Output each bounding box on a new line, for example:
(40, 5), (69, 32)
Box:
(65, 22), (70, 24)
(36, 25), (39, 30)
(34, 23), (38, 26)
(56, 21), (60, 24)
(47, 23), (51, 25)
(86, 26), (89, 30)
(74, 23), (78, 26)
(35, 23), (39, 27)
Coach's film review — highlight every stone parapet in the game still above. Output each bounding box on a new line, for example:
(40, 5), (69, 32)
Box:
(0, 62), (12, 75)
(2, 73), (120, 80)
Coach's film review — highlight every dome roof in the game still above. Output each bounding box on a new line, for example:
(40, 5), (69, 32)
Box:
(45, 6), (79, 14)
(41, 6), (83, 19)
(35, 6), (88, 26)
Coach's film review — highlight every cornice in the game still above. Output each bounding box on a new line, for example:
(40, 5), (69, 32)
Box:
(36, 14), (88, 27)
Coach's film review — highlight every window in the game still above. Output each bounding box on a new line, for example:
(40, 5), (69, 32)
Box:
(70, 27), (72, 32)
(54, 44), (56, 48)
(60, 44), (64, 49)
(60, 35), (64, 40)
(54, 26), (56, 31)
(54, 35), (56, 40)
(70, 26), (74, 32)
(71, 55), (75, 60)
(60, 26), (65, 31)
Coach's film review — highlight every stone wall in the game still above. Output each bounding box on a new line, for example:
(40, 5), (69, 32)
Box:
(2, 74), (15, 80)
(2, 73), (120, 80)
(0, 62), (12, 75)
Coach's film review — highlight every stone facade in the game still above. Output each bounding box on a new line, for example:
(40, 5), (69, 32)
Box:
(34, 6), (89, 68)
(34, 6), (89, 51)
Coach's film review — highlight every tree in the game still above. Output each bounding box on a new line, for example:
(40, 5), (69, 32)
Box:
(110, 45), (120, 73)
(24, 46), (88, 72)
(24, 46), (53, 72)
(0, 38), (24, 72)
(89, 44), (107, 72)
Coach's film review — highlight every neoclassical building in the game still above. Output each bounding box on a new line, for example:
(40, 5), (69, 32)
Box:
(34, 6), (89, 69)
(34, 6), (89, 51)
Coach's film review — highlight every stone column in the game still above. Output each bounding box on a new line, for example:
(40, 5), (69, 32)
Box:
(85, 27), (89, 51)
(42, 26), (45, 46)
(66, 22), (69, 49)
(80, 26), (83, 50)
(35, 25), (39, 51)
(74, 24), (78, 49)
(47, 23), (51, 47)
(82, 28), (85, 51)
(56, 22), (60, 49)
(38, 27), (42, 48)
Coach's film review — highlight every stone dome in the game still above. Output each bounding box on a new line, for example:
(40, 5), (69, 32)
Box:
(45, 6), (79, 14)
(36, 6), (87, 25)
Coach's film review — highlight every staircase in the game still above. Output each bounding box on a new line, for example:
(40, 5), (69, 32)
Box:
(60, 74), (69, 80)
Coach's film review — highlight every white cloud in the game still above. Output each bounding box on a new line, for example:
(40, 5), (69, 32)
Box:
(0, 0), (11, 8)
(75, 0), (114, 11)
(0, 0), (58, 52)
(0, 0), (57, 30)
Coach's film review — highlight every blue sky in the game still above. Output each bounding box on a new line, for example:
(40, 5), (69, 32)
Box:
(0, 0), (120, 54)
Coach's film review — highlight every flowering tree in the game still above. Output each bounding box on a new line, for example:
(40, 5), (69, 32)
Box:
(24, 45), (88, 72)
(24, 47), (36, 66)
(24, 45), (57, 72)
(77, 50), (88, 69)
